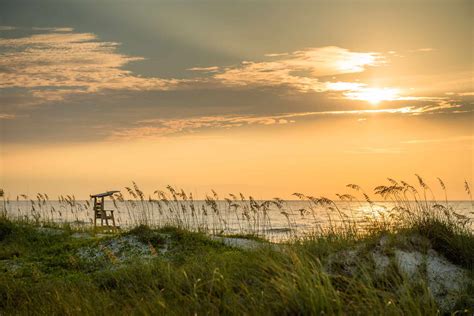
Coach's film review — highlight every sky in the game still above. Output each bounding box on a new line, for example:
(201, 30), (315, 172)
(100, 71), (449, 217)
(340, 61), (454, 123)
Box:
(0, 0), (472, 199)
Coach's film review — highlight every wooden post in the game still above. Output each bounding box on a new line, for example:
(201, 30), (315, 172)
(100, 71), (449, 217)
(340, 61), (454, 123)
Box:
(93, 197), (97, 228)
(102, 197), (108, 226)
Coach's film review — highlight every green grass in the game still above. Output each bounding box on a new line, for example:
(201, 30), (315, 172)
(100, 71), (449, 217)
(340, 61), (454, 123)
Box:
(0, 176), (473, 315)
(0, 215), (473, 315)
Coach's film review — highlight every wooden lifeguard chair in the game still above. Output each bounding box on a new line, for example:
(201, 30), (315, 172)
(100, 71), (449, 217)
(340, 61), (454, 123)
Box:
(90, 191), (120, 229)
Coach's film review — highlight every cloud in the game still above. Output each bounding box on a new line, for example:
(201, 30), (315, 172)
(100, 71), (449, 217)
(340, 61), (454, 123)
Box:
(0, 26), (16, 31)
(110, 115), (292, 140)
(458, 92), (474, 96)
(187, 66), (220, 72)
(323, 82), (428, 103)
(31, 27), (74, 32)
(411, 100), (462, 113)
(341, 87), (440, 103)
(411, 48), (434, 52)
(197, 47), (436, 104)
(288, 101), (462, 117)
(0, 29), (457, 108)
(0, 31), (391, 104)
(0, 30), (185, 102)
(30, 89), (88, 102)
(110, 101), (466, 140)
(210, 46), (382, 92)
(0, 26), (73, 32)
(0, 113), (15, 119)
(402, 135), (474, 144)
(264, 53), (289, 57)
(325, 82), (366, 91)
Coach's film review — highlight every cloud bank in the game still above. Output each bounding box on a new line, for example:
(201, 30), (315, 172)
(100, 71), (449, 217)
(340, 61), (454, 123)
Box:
(1, 27), (471, 143)
(0, 29), (183, 102)
(0, 29), (397, 103)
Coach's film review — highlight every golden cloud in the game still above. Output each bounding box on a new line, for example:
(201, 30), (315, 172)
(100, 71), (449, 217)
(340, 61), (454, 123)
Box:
(210, 46), (382, 92)
(110, 101), (465, 140)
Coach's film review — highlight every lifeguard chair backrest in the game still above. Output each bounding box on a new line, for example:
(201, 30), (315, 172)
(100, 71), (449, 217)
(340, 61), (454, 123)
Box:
(93, 197), (105, 211)
(90, 191), (119, 211)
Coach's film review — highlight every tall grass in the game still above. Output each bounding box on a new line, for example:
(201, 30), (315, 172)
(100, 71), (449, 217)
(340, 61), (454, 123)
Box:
(0, 176), (472, 241)
(0, 176), (473, 314)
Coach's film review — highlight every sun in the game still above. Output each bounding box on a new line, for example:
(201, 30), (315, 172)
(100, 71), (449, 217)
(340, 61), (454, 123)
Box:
(345, 87), (400, 105)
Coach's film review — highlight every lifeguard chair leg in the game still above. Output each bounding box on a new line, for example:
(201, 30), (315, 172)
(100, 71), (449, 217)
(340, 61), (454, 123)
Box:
(111, 211), (116, 227)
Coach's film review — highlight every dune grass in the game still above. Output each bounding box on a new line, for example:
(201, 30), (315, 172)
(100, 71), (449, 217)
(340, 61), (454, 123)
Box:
(0, 217), (473, 314)
(0, 177), (473, 315)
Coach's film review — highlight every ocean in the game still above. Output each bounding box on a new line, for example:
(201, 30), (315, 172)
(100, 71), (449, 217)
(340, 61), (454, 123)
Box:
(2, 199), (472, 241)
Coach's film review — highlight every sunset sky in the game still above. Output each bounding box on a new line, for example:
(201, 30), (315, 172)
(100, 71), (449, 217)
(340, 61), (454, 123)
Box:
(0, 0), (472, 199)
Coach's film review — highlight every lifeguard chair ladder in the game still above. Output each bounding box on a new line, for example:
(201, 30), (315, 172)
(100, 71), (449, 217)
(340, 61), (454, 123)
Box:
(90, 191), (120, 230)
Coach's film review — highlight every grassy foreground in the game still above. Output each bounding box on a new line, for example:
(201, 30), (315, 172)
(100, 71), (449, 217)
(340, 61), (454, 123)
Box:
(0, 215), (473, 315)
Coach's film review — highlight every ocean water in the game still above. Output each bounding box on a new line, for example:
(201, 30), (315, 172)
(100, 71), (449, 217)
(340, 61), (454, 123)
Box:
(2, 200), (473, 240)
